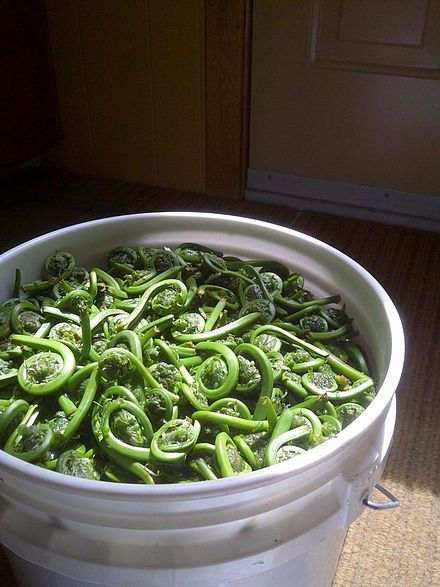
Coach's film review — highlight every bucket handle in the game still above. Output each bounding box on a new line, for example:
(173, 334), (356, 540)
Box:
(363, 483), (400, 510)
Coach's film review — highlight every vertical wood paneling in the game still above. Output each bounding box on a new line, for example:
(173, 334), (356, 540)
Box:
(45, 0), (95, 175)
(45, 1), (249, 196)
(76, 0), (156, 185)
(148, 0), (205, 193)
(198, 0), (207, 194)
(205, 1), (251, 199)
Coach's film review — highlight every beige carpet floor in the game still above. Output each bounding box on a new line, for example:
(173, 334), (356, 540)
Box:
(0, 168), (438, 586)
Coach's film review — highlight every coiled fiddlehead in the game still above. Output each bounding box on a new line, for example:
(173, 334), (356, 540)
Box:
(194, 342), (239, 400)
(3, 404), (54, 463)
(22, 252), (75, 293)
(10, 301), (44, 335)
(150, 418), (201, 464)
(56, 448), (100, 480)
(94, 398), (154, 462)
(12, 334), (76, 396)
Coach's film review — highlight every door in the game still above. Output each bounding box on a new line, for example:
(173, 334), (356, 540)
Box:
(249, 0), (440, 197)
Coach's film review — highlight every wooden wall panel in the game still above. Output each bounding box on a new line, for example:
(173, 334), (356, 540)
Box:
(45, 0), (94, 175)
(45, 0), (207, 193)
(148, 0), (205, 192)
(205, 1), (251, 199)
(76, 0), (156, 184)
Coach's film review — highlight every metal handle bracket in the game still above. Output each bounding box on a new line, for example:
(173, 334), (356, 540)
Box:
(363, 483), (400, 510)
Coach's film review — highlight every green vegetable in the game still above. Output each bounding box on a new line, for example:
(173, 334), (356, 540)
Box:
(0, 242), (375, 483)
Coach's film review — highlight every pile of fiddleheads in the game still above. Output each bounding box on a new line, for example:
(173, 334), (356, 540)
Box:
(0, 243), (375, 483)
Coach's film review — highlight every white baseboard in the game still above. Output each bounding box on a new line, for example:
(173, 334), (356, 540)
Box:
(246, 169), (440, 232)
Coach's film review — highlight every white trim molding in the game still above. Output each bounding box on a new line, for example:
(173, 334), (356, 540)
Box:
(246, 169), (440, 232)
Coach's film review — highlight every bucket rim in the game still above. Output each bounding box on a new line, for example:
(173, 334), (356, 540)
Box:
(0, 211), (405, 499)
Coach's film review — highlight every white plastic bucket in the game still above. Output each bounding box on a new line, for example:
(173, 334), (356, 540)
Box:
(0, 213), (404, 587)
